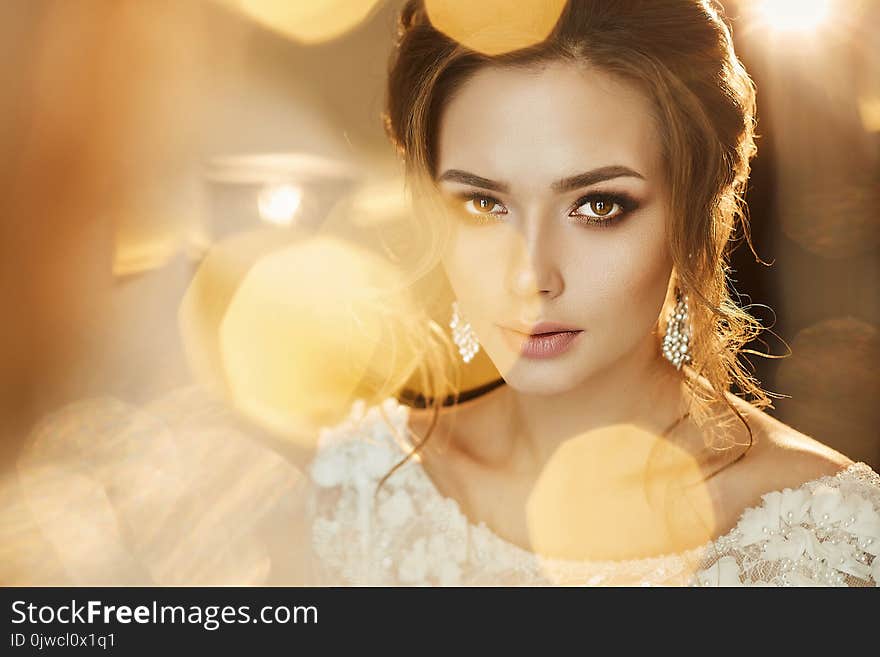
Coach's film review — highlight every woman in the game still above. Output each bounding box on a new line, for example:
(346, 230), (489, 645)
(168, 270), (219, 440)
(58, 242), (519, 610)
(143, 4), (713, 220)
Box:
(306, 0), (880, 586)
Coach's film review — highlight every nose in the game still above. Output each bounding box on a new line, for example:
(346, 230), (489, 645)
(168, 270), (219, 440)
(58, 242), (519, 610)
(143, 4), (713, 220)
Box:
(507, 213), (564, 300)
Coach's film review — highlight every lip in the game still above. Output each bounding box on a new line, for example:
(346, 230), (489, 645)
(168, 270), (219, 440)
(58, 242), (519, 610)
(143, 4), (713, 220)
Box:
(526, 320), (582, 335)
(500, 326), (584, 359)
(505, 320), (583, 336)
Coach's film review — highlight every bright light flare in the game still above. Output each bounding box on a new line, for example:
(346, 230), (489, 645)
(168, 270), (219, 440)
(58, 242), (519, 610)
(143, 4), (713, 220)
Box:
(216, 236), (425, 442)
(257, 183), (302, 226)
(525, 423), (714, 583)
(220, 0), (382, 44)
(425, 0), (566, 56)
(752, 0), (833, 33)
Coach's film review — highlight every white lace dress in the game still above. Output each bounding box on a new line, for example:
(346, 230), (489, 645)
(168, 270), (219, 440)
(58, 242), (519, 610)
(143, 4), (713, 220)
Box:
(308, 397), (880, 587)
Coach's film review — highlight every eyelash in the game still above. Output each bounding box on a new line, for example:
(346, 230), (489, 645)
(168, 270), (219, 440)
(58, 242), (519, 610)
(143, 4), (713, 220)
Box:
(455, 191), (637, 228)
(570, 192), (635, 228)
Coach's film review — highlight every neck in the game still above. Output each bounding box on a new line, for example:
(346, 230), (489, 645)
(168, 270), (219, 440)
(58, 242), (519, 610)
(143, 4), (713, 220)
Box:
(459, 333), (692, 470)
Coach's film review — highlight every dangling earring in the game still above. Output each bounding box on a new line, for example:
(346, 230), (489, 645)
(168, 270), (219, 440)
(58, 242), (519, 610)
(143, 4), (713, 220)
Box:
(450, 300), (480, 363)
(662, 286), (692, 370)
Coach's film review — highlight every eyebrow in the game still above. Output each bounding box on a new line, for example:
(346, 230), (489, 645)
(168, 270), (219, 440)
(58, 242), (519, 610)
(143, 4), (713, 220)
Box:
(437, 165), (645, 194)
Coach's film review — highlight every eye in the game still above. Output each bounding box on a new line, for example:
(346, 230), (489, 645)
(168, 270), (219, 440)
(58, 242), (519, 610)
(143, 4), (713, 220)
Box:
(464, 194), (507, 216)
(569, 193), (634, 227)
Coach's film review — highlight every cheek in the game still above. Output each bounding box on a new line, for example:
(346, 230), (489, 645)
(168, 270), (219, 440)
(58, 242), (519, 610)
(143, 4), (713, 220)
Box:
(570, 216), (672, 325)
(441, 226), (508, 305)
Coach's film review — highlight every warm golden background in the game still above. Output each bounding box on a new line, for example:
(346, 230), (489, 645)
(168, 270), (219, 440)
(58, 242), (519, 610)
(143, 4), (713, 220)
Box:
(0, 1), (877, 583)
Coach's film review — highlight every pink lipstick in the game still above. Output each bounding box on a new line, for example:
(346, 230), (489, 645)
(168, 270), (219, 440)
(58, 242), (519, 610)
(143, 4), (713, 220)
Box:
(501, 322), (584, 359)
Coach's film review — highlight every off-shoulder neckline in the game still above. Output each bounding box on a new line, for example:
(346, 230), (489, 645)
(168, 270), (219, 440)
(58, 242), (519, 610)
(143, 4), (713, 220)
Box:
(384, 397), (878, 569)
(416, 458), (874, 568)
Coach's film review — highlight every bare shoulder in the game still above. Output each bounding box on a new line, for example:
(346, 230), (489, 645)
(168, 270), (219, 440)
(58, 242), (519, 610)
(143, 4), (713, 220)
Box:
(686, 393), (859, 537)
(719, 392), (855, 495)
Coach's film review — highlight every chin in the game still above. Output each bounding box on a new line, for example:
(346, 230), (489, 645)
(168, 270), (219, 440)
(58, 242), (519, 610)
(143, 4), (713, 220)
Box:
(497, 358), (592, 397)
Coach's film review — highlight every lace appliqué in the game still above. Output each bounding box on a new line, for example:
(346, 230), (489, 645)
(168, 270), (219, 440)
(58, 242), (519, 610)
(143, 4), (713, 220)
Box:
(691, 467), (880, 587)
(307, 397), (880, 587)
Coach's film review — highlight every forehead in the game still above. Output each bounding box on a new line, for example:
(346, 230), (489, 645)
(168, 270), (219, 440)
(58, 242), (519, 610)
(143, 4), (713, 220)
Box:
(436, 61), (662, 188)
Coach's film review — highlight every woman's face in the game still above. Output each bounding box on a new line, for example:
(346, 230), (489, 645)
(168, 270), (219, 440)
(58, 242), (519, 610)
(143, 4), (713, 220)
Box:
(434, 60), (674, 395)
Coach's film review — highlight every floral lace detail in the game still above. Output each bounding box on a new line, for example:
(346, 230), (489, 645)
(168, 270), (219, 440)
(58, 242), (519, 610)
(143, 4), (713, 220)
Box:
(307, 397), (880, 586)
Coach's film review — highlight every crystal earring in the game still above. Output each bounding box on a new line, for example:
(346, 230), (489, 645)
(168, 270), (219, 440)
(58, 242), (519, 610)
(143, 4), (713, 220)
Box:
(450, 300), (480, 363)
(662, 286), (692, 370)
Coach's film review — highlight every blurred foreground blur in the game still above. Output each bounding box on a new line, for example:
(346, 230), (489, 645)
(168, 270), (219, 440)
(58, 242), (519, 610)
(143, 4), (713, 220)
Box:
(0, 0), (878, 584)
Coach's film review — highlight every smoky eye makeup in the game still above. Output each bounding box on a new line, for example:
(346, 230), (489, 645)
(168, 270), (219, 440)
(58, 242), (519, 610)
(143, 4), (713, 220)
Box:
(567, 190), (640, 228)
(441, 187), (642, 228)
(440, 190), (509, 225)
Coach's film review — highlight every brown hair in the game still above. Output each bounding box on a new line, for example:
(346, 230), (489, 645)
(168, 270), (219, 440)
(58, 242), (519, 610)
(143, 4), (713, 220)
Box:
(377, 0), (777, 492)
